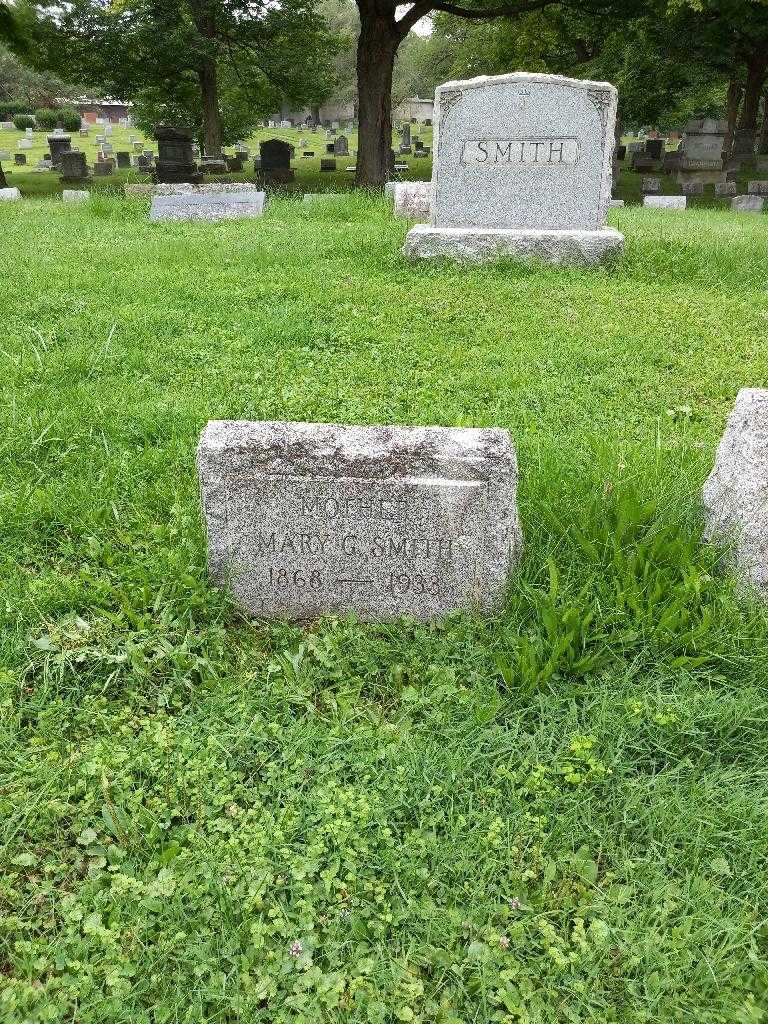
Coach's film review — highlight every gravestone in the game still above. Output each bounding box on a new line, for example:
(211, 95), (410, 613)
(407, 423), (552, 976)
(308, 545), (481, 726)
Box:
(154, 125), (202, 184)
(0, 120), (15, 130)
(678, 118), (726, 185)
(326, 142), (335, 154)
(641, 176), (661, 194)
(94, 159), (114, 176)
(225, 154), (244, 172)
(643, 195), (686, 209)
(731, 194), (764, 213)
(715, 181), (737, 197)
(302, 151), (315, 158)
(149, 190), (266, 222)
(14, 153), (26, 165)
(747, 180), (768, 195)
(18, 139), (33, 150)
(680, 180), (704, 195)
(116, 151), (130, 168)
(25, 127), (33, 136)
(47, 134), (72, 169)
(37, 158), (53, 170)
(79, 127), (89, 136)
(62, 189), (90, 202)
(59, 150), (89, 183)
(196, 420), (522, 621)
(401, 122), (411, 147)
(393, 181), (432, 219)
(258, 139), (294, 183)
(0, 149), (10, 160)
(0, 186), (20, 199)
(101, 143), (114, 155)
(645, 138), (664, 160)
(320, 158), (336, 171)
(404, 72), (623, 265)
(133, 141), (144, 152)
(334, 134), (349, 156)
(703, 388), (768, 594)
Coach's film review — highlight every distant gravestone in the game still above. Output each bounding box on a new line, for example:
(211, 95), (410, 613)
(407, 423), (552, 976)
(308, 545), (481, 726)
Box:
(680, 180), (704, 195)
(149, 190), (266, 222)
(259, 139), (294, 183)
(715, 181), (737, 197)
(62, 189), (90, 202)
(196, 420), (522, 621)
(640, 176), (661, 194)
(747, 180), (768, 195)
(59, 150), (89, 183)
(731, 194), (764, 213)
(18, 139), (33, 150)
(334, 134), (349, 156)
(0, 149), (10, 160)
(0, 186), (21, 199)
(302, 151), (315, 158)
(326, 142), (335, 154)
(703, 388), (768, 594)
(645, 138), (664, 160)
(404, 72), (623, 265)
(47, 134), (72, 169)
(116, 151), (131, 168)
(14, 153), (26, 165)
(320, 158), (336, 171)
(154, 126), (202, 184)
(94, 159), (114, 176)
(643, 195), (686, 209)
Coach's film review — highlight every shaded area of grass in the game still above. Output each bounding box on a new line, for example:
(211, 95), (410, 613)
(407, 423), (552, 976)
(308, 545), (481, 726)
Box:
(1, 196), (768, 1022)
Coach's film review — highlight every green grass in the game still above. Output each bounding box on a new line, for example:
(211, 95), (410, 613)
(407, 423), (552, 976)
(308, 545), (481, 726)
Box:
(0, 125), (433, 198)
(1, 195), (768, 1023)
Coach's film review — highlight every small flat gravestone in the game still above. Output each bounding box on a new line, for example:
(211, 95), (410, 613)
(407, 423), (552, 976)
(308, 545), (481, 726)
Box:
(715, 181), (737, 197)
(404, 72), (623, 265)
(747, 180), (768, 195)
(640, 176), (661, 194)
(0, 187), (21, 200)
(393, 182), (432, 219)
(643, 195), (686, 209)
(197, 420), (522, 621)
(703, 388), (768, 594)
(62, 189), (90, 202)
(149, 190), (266, 222)
(731, 194), (764, 213)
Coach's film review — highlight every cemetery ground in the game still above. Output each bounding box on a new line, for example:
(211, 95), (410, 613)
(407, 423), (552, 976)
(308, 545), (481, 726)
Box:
(2, 193), (768, 1024)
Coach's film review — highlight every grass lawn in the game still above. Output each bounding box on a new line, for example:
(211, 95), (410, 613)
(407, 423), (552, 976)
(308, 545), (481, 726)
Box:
(1, 195), (768, 1023)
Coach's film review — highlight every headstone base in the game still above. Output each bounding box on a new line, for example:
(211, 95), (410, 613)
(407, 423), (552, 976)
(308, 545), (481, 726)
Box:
(403, 225), (624, 266)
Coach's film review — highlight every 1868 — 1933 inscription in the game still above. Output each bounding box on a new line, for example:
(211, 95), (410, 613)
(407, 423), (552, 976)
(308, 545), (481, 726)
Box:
(197, 420), (522, 621)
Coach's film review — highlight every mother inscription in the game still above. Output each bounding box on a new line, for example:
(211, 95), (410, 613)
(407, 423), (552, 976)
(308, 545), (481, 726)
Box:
(197, 421), (522, 621)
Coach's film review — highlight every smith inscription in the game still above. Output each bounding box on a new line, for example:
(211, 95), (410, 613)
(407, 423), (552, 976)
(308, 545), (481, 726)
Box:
(461, 137), (579, 167)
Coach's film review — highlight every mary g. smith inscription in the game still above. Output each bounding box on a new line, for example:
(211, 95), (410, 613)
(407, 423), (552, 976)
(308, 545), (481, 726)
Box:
(197, 421), (522, 620)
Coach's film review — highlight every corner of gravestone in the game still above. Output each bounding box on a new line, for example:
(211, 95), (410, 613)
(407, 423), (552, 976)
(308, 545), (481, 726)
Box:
(403, 72), (624, 267)
(196, 420), (523, 622)
(702, 388), (768, 596)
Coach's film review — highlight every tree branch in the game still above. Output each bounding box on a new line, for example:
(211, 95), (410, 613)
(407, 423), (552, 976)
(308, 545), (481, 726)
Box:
(395, 0), (558, 34)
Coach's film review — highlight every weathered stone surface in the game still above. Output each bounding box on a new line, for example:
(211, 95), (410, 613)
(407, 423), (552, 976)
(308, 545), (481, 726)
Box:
(680, 119), (726, 168)
(643, 195), (686, 209)
(0, 186), (21, 200)
(731, 194), (764, 213)
(149, 190), (266, 222)
(703, 388), (768, 593)
(62, 189), (90, 201)
(680, 180), (704, 195)
(125, 182), (259, 197)
(404, 72), (622, 265)
(393, 181), (432, 219)
(715, 181), (737, 197)
(404, 224), (623, 264)
(747, 180), (768, 195)
(154, 126), (201, 184)
(640, 176), (661, 194)
(197, 420), (522, 621)
(609, 198), (624, 207)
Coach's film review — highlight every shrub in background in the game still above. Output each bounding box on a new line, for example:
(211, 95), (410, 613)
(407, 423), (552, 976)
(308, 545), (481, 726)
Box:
(33, 106), (82, 132)
(33, 107), (59, 130)
(12, 114), (36, 130)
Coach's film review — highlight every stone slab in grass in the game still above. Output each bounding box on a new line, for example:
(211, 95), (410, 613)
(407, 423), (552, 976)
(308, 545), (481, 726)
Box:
(393, 181), (432, 219)
(0, 187), (20, 200)
(149, 190), (265, 222)
(643, 195), (686, 209)
(197, 420), (522, 621)
(62, 190), (90, 202)
(703, 388), (768, 594)
(732, 195), (765, 213)
(404, 72), (623, 266)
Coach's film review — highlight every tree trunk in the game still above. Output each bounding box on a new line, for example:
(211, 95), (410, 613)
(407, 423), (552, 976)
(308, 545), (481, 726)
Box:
(723, 76), (742, 160)
(198, 56), (223, 158)
(759, 92), (768, 155)
(733, 52), (768, 162)
(0, 163), (7, 189)
(355, 8), (399, 188)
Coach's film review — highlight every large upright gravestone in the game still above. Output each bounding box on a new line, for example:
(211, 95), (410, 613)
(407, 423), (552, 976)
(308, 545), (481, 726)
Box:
(703, 388), (768, 594)
(197, 421), (522, 621)
(404, 72), (623, 265)
(258, 139), (295, 183)
(153, 126), (202, 184)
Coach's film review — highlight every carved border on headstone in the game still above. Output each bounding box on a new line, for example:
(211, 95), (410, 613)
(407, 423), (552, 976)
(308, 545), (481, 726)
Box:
(586, 88), (611, 149)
